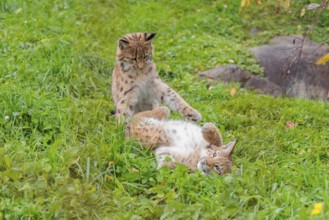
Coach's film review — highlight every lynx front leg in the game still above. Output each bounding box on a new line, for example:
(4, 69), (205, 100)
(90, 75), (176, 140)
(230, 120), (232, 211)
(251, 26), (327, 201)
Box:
(155, 80), (202, 122)
(115, 99), (134, 122)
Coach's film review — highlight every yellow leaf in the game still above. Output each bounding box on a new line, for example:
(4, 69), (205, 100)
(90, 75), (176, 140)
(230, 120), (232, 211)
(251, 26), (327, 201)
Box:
(240, 0), (251, 11)
(230, 87), (237, 96)
(300, 8), (305, 17)
(279, 0), (291, 10)
(316, 53), (329, 65)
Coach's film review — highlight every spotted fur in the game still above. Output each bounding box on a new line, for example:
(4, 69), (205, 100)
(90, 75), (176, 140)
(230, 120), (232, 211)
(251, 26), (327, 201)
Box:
(111, 32), (201, 122)
(126, 106), (237, 175)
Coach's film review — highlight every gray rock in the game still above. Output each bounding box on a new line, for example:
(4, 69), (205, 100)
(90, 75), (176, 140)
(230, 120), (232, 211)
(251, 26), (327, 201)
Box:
(198, 65), (282, 96)
(199, 36), (329, 101)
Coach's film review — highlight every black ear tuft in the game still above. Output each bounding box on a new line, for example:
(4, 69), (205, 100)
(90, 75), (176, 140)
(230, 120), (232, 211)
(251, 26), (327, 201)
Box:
(145, 33), (156, 42)
(119, 37), (129, 49)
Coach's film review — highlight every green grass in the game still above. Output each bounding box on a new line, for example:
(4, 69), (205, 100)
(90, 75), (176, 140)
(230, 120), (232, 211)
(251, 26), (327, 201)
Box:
(1, 0), (329, 219)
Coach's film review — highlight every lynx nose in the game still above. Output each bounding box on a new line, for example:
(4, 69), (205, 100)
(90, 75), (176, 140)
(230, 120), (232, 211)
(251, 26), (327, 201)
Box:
(205, 157), (215, 168)
(136, 61), (145, 69)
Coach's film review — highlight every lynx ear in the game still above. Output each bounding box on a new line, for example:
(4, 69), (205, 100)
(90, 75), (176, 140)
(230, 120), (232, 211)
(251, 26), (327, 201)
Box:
(145, 33), (156, 42)
(118, 37), (129, 49)
(223, 140), (238, 156)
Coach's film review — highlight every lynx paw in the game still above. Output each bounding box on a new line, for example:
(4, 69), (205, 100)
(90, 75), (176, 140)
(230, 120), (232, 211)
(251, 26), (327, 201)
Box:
(153, 106), (170, 119)
(202, 123), (223, 147)
(156, 106), (170, 115)
(182, 107), (202, 122)
(156, 154), (176, 169)
(157, 161), (176, 169)
(115, 113), (124, 124)
(201, 123), (217, 134)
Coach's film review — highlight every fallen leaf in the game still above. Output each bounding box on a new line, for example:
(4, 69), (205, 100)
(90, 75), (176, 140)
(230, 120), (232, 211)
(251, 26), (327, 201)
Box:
(230, 87), (237, 96)
(240, 0), (251, 11)
(300, 8), (305, 17)
(316, 53), (329, 65)
(157, 197), (166, 204)
(280, 0), (291, 10)
(70, 157), (80, 165)
(286, 121), (298, 130)
(131, 168), (139, 173)
(307, 3), (321, 10)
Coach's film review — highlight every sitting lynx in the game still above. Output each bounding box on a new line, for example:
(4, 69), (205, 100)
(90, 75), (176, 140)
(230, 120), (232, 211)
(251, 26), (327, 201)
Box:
(111, 32), (201, 122)
(126, 106), (237, 175)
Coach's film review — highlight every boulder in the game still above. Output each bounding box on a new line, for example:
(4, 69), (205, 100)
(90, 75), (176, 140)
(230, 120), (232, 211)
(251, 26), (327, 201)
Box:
(198, 64), (282, 96)
(199, 36), (329, 101)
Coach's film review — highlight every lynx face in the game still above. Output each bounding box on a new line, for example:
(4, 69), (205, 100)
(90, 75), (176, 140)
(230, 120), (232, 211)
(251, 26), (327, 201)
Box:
(116, 32), (155, 71)
(197, 141), (237, 175)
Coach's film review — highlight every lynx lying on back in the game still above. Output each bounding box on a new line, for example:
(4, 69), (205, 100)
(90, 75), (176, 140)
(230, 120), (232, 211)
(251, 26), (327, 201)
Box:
(111, 32), (201, 122)
(126, 107), (237, 175)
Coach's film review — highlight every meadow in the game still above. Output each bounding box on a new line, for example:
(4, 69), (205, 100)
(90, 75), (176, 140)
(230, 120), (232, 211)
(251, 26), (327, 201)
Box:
(0, 0), (329, 219)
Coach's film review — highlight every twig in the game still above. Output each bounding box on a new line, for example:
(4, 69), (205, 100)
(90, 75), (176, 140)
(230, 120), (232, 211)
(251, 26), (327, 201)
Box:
(311, 0), (329, 33)
(282, 1), (328, 77)
(86, 157), (90, 183)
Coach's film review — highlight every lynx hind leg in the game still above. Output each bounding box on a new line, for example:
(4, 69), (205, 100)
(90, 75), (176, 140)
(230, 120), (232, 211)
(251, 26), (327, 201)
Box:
(133, 106), (170, 120)
(202, 123), (223, 147)
(155, 152), (176, 169)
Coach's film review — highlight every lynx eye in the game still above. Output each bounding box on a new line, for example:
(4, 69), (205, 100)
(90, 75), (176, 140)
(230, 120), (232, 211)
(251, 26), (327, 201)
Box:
(144, 55), (150, 60)
(214, 164), (223, 171)
(212, 152), (217, 157)
(214, 165), (222, 174)
(129, 57), (137, 61)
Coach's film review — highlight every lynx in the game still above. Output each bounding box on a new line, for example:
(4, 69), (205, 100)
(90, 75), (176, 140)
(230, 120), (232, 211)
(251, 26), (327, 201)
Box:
(126, 106), (237, 175)
(111, 32), (201, 122)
